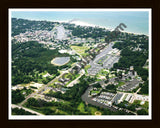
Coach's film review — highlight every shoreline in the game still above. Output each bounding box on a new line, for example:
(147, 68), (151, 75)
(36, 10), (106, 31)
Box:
(12, 17), (148, 36)
(58, 20), (148, 36)
(52, 19), (148, 36)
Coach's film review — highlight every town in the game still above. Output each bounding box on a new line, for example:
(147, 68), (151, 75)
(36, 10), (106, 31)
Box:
(11, 18), (149, 116)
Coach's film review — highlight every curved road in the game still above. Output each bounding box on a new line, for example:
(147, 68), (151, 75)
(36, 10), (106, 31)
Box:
(81, 86), (117, 112)
(81, 87), (137, 115)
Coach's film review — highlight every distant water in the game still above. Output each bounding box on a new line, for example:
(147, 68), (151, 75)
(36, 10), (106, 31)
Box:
(11, 10), (149, 35)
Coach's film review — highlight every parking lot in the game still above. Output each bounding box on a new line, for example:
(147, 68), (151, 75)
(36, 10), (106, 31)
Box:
(88, 42), (120, 75)
(117, 79), (140, 91)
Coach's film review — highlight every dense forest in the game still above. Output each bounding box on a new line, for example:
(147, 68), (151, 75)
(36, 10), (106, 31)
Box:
(12, 41), (76, 85)
(114, 100), (148, 115)
(64, 24), (109, 39)
(12, 87), (33, 104)
(12, 107), (36, 115)
(112, 37), (149, 94)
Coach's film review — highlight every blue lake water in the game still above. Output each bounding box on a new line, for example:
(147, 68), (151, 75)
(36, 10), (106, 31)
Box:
(11, 10), (149, 35)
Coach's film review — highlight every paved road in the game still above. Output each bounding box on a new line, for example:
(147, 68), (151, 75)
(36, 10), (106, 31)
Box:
(88, 42), (120, 75)
(81, 86), (117, 112)
(12, 104), (44, 116)
(19, 71), (70, 106)
(136, 88), (141, 94)
(93, 42), (114, 62)
(81, 87), (137, 115)
(19, 64), (78, 106)
(67, 69), (85, 87)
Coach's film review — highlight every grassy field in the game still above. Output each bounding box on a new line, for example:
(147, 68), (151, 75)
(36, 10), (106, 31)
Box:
(100, 38), (105, 42)
(122, 94), (128, 101)
(49, 71), (81, 88)
(77, 102), (103, 115)
(70, 45), (89, 56)
(97, 59), (103, 64)
(99, 69), (109, 75)
(90, 90), (100, 95)
(24, 105), (68, 115)
(116, 81), (125, 87)
(43, 89), (50, 94)
(77, 102), (86, 113)
(64, 73), (80, 87)
(143, 65), (149, 70)
(97, 56), (108, 65)
(133, 100), (149, 110)
(84, 64), (91, 73)
(95, 111), (102, 115)
(88, 106), (100, 115)
(141, 101), (149, 109)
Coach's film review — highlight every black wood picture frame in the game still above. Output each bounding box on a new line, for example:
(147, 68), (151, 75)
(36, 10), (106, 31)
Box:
(0, 0), (159, 128)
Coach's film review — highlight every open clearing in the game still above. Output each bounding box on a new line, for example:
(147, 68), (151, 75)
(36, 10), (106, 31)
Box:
(77, 102), (86, 113)
(70, 45), (89, 56)
(95, 111), (102, 115)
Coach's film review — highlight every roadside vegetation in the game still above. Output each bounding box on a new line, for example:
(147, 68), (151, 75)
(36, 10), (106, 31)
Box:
(112, 39), (149, 95)
(12, 87), (33, 104)
(12, 107), (36, 115)
(12, 41), (76, 85)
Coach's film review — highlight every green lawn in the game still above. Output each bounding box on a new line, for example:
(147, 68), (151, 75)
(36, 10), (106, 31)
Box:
(77, 102), (103, 115)
(88, 106), (101, 115)
(49, 71), (81, 87)
(133, 100), (149, 110)
(116, 81), (125, 88)
(23, 103), (69, 115)
(122, 94), (128, 101)
(70, 45), (89, 56)
(84, 64), (91, 73)
(85, 64), (91, 70)
(96, 79), (102, 82)
(100, 38), (105, 42)
(90, 90), (100, 95)
(141, 101), (149, 109)
(133, 100), (141, 104)
(77, 102), (86, 113)
(99, 69), (108, 75)
(64, 74), (80, 87)
(98, 59), (103, 64)
(40, 71), (48, 75)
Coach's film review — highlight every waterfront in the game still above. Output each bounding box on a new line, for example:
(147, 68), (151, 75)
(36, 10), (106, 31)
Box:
(12, 10), (149, 35)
